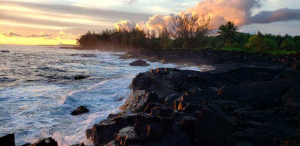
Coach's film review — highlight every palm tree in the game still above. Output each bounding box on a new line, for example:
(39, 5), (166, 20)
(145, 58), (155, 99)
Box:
(218, 21), (238, 46)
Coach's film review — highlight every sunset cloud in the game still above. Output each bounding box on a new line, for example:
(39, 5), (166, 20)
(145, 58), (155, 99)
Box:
(115, 0), (300, 34)
(0, 31), (77, 45)
(1, 31), (22, 37)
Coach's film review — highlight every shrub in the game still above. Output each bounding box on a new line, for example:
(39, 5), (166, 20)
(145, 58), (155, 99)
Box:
(281, 39), (295, 51)
(295, 39), (300, 51)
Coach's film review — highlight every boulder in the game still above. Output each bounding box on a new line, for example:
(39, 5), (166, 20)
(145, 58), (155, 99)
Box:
(129, 59), (150, 66)
(93, 120), (122, 145)
(114, 127), (135, 145)
(147, 124), (163, 141)
(71, 106), (89, 115)
(74, 75), (89, 80)
(121, 91), (158, 112)
(31, 137), (58, 146)
(0, 134), (15, 146)
(181, 116), (198, 138)
(150, 107), (173, 118)
(0, 50), (10, 53)
(143, 102), (163, 113)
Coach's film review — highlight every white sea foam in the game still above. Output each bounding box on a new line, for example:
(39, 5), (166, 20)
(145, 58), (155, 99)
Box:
(0, 45), (202, 146)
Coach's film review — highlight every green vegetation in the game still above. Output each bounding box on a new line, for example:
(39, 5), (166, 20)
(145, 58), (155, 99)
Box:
(77, 16), (300, 54)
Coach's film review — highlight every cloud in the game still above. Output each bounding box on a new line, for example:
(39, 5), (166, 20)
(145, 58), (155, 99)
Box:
(115, 20), (136, 30)
(124, 0), (137, 5)
(25, 32), (52, 38)
(71, 3), (91, 8)
(1, 31), (22, 37)
(59, 31), (65, 36)
(250, 8), (300, 24)
(115, 0), (300, 34)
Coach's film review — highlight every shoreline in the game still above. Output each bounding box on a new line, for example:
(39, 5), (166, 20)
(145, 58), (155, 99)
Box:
(1, 49), (300, 146)
(84, 50), (300, 146)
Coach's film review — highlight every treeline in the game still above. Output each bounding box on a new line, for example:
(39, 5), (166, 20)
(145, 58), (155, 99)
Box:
(77, 15), (300, 53)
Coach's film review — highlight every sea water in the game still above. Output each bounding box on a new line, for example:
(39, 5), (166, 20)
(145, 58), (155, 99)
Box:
(0, 46), (201, 146)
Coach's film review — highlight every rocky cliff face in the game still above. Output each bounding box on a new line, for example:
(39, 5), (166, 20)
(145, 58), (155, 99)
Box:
(86, 67), (300, 146)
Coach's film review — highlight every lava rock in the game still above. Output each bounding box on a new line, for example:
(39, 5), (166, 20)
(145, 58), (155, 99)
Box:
(74, 75), (89, 80)
(179, 87), (219, 103)
(31, 137), (58, 146)
(194, 104), (237, 145)
(129, 59), (150, 66)
(0, 50), (10, 53)
(0, 134), (15, 146)
(93, 120), (122, 145)
(71, 106), (89, 115)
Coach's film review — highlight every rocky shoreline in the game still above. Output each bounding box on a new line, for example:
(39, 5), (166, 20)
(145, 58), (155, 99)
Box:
(83, 50), (300, 146)
(1, 49), (300, 146)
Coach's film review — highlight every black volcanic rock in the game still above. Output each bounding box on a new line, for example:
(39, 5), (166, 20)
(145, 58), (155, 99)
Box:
(129, 59), (150, 66)
(71, 106), (89, 115)
(31, 137), (58, 146)
(74, 75), (89, 80)
(0, 134), (15, 146)
(86, 67), (300, 146)
(0, 50), (10, 53)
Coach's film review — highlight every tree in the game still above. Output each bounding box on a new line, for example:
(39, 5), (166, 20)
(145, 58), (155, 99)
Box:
(245, 31), (278, 52)
(172, 14), (211, 49)
(159, 27), (171, 49)
(218, 21), (238, 46)
(281, 39), (295, 51)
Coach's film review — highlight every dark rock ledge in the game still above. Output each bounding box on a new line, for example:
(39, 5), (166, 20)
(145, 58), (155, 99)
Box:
(85, 67), (300, 146)
(1, 66), (300, 146)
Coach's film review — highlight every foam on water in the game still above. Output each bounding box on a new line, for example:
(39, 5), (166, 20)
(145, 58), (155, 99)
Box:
(0, 46), (201, 146)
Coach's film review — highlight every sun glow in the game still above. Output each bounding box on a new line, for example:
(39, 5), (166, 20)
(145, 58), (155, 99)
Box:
(0, 33), (76, 45)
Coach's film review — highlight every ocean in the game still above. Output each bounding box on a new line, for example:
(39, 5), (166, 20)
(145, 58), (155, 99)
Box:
(0, 45), (201, 145)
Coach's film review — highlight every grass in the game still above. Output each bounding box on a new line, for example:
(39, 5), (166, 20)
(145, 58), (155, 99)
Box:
(218, 47), (300, 55)
(266, 50), (300, 55)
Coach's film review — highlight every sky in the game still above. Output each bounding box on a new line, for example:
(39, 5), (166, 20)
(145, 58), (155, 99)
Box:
(0, 0), (300, 45)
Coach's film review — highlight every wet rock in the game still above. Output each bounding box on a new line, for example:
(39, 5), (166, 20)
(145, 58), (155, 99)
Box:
(86, 129), (93, 140)
(74, 75), (89, 80)
(130, 72), (151, 90)
(81, 54), (97, 57)
(114, 127), (135, 145)
(71, 106), (89, 115)
(0, 50), (10, 53)
(93, 120), (122, 145)
(0, 133), (15, 146)
(121, 91), (158, 112)
(129, 59), (150, 66)
(31, 137), (58, 146)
